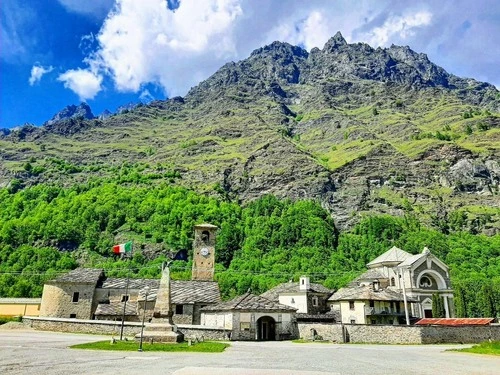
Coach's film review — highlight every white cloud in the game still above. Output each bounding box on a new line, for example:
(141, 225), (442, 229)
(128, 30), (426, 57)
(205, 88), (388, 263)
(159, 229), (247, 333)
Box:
(86, 0), (242, 95)
(363, 11), (433, 47)
(58, 69), (103, 101)
(57, 0), (115, 18)
(29, 64), (54, 85)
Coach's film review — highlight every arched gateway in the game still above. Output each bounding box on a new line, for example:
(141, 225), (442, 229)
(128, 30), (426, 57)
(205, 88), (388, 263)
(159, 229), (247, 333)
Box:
(257, 316), (276, 341)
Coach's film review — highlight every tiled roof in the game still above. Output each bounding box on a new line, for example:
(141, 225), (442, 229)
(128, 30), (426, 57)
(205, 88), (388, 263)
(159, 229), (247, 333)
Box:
(95, 302), (138, 316)
(50, 268), (104, 284)
(366, 246), (412, 268)
(328, 285), (418, 302)
(260, 281), (333, 302)
(202, 292), (297, 312)
(137, 280), (221, 304)
(415, 318), (495, 326)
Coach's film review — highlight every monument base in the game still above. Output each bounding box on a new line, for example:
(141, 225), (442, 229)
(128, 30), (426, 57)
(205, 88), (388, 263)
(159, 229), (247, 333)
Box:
(136, 322), (184, 343)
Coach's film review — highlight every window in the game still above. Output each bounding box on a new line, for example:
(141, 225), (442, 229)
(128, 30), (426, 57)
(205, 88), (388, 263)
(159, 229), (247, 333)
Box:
(390, 277), (396, 286)
(240, 322), (250, 331)
(312, 296), (319, 307)
(70, 314), (76, 319)
(291, 298), (295, 304)
(201, 230), (210, 243)
(72, 292), (79, 303)
(350, 319), (356, 324)
(371, 320), (376, 325)
(175, 304), (184, 314)
(419, 276), (432, 288)
(349, 301), (355, 310)
(369, 300), (375, 308)
(121, 295), (129, 302)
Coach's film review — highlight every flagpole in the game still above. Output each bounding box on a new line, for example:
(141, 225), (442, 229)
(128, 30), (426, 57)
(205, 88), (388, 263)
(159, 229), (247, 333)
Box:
(119, 243), (132, 340)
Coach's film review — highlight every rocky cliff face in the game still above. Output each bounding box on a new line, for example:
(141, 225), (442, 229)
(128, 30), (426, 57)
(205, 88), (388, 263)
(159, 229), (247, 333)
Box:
(45, 102), (95, 125)
(1, 32), (499, 233)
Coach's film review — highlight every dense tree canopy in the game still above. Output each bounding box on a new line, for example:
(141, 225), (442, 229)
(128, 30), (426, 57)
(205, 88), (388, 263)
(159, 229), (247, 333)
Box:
(0, 179), (498, 317)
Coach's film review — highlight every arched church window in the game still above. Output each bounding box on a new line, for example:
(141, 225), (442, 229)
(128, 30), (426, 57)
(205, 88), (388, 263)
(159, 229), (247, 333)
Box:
(419, 276), (432, 288)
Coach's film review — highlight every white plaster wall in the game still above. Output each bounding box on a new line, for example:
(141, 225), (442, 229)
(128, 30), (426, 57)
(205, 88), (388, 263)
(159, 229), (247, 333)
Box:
(340, 301), (366, 324)
(201, 312), (233, 329)
(279, 294), (307, 313)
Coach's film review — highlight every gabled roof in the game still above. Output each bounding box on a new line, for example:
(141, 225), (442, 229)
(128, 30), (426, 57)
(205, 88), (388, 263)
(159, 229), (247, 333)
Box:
(95, 302), (138, 316)
(137, 280), (221, 305)
(328, 285), (418, 303)
(49, 268), (104, 284)
(397, 247), (448, 271)
(260, 281), (333, 302)
(416, 318), (494, 326)
(366, 246), (412, 268)
(201, 292), (297, 312)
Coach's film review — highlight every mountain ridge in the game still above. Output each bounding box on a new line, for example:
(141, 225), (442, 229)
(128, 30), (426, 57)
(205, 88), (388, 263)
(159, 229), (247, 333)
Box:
(0, 32), (498, 233)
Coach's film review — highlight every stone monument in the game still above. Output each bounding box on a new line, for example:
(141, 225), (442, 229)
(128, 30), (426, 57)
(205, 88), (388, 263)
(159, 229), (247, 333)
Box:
(136, 263), (183, 343)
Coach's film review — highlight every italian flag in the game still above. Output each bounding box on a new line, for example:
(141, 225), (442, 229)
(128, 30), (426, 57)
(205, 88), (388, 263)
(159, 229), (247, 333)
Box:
(113, 241), (132, 254)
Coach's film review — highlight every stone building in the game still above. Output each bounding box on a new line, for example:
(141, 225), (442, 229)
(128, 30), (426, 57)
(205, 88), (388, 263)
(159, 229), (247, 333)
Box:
(260, 276), (334, 320)
(328, 246), (454, 325)
(200, 292), (298, 341)
(40, 224), (221, 324)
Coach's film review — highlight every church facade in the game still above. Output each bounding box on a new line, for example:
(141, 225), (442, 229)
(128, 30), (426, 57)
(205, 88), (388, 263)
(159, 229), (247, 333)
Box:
(329, 246), (454, 324)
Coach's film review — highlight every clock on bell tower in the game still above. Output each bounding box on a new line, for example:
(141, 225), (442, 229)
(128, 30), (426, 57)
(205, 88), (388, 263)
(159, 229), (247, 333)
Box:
(191, 223), (218, 281)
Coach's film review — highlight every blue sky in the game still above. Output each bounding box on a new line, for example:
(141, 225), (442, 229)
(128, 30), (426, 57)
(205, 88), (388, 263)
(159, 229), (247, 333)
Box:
(1, 0), (499, 128)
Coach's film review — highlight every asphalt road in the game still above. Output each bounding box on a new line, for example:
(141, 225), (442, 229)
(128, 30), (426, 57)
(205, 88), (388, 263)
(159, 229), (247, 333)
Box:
(0, 329), (499, 375)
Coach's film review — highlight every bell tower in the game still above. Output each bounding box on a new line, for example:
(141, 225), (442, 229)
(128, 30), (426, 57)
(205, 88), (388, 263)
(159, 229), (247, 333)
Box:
(192, 223), (217, 281)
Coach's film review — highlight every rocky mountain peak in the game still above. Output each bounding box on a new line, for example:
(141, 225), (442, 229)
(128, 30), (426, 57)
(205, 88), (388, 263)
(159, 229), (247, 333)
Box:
(45, 102), (95, 125)
(323, 31), (348, 51)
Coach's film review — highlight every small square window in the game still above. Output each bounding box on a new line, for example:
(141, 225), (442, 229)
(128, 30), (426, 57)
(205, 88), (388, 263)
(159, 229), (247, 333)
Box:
(349, 301), (355, 310)
(121, 295), (129, 302)
(70, 314), (76, 319)
(350, 319), (356, 324)
(175, 304), (183, 314)
(72, 292), (79, 303)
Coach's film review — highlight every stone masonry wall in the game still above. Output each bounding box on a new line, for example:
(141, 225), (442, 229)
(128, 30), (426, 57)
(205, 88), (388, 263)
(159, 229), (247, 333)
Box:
(345, 324), (423, 344)
(420, 325), (500, 344)
(23, 317), (229, 340)
(297, 322), (344, 342)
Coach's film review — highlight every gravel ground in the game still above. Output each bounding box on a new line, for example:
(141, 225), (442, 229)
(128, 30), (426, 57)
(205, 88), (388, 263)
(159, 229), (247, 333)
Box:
(0, 330), (499, 375)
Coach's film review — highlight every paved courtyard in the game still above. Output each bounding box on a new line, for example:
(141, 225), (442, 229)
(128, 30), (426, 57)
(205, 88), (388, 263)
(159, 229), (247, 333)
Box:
(0, 329), (499, 375)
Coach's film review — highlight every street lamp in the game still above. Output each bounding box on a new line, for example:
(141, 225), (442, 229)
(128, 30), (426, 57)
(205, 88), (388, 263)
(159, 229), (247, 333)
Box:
(138, 286), (150, 352)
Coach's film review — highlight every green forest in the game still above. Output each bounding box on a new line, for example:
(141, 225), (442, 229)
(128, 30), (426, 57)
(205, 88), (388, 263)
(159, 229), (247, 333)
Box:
(0, 174), (498, 318)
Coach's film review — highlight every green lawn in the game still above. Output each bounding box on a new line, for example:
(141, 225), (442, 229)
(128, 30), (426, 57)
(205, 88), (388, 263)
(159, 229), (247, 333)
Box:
(450, 341), (500, 356)
(70, 340), (229, 353)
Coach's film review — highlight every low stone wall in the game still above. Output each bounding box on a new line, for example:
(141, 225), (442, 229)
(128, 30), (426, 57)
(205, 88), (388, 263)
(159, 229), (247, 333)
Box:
(420, 325), (500, 344)
(23, 316), (142, 336)
(345, 324), (422, 344)
(298, 323), (500, 344)
(297, 322), (343, 342)
(23, 317), (229, 341)
(176, 324), (229, 341)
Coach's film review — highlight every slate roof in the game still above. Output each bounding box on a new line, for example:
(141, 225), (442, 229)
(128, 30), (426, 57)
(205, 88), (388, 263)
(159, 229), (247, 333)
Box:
(136, 280), (221, 304)
(201, 292), (297, 312)
(366, 246), (412, 268)
(100, 278), (159, 290)
(352, 269), (386, 283)
(95, 302), (138, 316)
(328, 285), (418, 303)
(49, 268), (104, 284)
(260, 281), (333, 302)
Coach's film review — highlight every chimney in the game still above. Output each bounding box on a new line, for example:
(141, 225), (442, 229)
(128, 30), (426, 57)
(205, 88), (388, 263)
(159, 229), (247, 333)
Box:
(299, 276), (310, 291)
